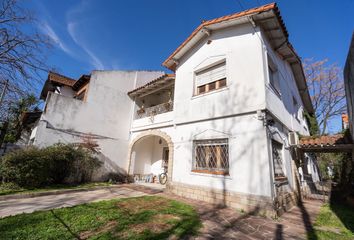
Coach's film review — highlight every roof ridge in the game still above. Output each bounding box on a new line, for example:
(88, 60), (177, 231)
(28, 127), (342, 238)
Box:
(162, 2), (278, 70)
(48, 71), (76, 82)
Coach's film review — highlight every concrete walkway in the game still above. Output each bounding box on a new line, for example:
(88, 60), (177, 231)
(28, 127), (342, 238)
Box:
(0, 186), (147, 218)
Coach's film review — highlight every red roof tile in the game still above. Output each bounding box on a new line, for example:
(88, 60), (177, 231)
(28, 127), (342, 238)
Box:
(299, 134), (349, 146)
(48, 71), (76, 87)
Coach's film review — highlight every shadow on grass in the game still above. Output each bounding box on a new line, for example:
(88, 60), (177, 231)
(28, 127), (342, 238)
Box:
(329, 190), (354, 234)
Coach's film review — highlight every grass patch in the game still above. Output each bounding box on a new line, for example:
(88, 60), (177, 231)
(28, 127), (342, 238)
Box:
(0, 182), (113, 196)
(309, 203), (354, 240)
(0, 196), (201, 239)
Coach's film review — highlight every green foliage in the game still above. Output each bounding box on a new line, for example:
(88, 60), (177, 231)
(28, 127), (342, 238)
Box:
(304, 111), (320, 136)
(2, 94), (40, 144)
(0, 196), (201, 240)
(0, 144), (101, 188)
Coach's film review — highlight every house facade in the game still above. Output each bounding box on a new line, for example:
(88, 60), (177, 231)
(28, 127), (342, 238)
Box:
(31, 3), (319, 215)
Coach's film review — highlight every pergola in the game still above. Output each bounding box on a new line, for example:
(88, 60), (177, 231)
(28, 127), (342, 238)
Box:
(298, 134), (354, 153)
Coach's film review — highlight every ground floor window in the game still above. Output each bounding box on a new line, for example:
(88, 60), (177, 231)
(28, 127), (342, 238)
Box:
(272, 140), (286, 180)
(192, 139), (229, 175)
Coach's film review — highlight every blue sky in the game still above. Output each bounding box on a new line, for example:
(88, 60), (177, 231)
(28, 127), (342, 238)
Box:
(26, 0), (354, 132)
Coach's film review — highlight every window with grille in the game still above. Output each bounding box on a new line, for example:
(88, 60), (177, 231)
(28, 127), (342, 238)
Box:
(272, 140), (286, 180)
(192, 139), (229, 174)
(195, 61), (227, 95)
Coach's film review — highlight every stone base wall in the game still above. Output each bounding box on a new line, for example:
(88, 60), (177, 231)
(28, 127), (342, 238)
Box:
(167, 182), (276, 216)
(274, 191), (299, 216)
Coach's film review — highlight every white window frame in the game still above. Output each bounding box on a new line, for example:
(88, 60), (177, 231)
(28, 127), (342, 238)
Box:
(267, 55), (281, 97)
(194, 60), (227, 96)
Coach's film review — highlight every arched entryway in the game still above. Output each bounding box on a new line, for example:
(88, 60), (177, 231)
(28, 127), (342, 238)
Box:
(127, 130), (174, 184)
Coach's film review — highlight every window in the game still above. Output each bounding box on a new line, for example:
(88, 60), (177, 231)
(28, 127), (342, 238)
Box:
(195, 61), (227, 95)
(75, 90), (86, 101)
(272, 140), (286, 180)
(192, 139), (229, 174)
(293, 96), (300, 121)
(268, 55), (281, 96)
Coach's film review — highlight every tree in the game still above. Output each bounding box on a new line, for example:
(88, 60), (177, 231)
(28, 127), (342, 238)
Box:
(2, 94), (39, 145)
(303, 59), (347, 134)
(0, 0), (51, 121)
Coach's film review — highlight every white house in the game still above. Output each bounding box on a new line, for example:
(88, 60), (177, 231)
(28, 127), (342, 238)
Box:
(31, 3), (320, 215)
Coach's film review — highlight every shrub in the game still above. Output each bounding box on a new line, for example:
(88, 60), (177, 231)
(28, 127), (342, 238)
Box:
(0, 144), (101, 188)
(0, 147), (50, 187)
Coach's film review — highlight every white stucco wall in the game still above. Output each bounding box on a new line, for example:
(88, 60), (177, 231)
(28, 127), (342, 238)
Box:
(130, 136), (167, 175)
(34, 70), (164, 177)
(173, 24), (266, 125)
(60, 86), (75, 98)
(263, 35), (310, 136)
(131, 112), (272, 197)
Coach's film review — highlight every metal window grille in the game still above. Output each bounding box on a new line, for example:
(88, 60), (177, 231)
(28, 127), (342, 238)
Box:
(193, 139), (229, 172)
(272, 140), (285, 178)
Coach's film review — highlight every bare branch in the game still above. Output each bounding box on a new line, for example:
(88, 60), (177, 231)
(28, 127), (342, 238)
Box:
(303, 58), (347, 134)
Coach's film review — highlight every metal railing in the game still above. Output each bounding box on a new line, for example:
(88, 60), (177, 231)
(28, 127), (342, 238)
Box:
(135, 101), (173, 119)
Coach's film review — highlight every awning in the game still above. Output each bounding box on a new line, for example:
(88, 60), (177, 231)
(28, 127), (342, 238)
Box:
(128, 74), (175, 98)
(298, 134), (353, 152)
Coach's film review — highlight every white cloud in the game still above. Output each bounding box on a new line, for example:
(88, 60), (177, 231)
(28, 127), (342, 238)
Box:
(67, 21), (104, 70)
(40, 21), (76, 58)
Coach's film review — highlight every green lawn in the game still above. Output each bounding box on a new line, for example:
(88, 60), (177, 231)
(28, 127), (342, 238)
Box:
(0, 196), (201, 240)
(309, 203), (354, 240)
(0, 182), (113, 196)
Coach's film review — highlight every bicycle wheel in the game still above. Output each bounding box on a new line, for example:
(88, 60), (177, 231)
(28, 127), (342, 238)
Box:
(159, 173), (168, 185)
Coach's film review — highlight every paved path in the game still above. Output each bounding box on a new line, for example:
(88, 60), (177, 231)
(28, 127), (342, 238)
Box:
(0, 187), (147, 218)
(161, 192), (323, 240)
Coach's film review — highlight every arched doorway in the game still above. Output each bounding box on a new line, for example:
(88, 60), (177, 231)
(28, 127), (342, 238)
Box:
(127, 130), (174, 184)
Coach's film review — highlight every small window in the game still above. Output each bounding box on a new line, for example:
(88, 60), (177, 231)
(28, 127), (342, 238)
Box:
(197, 85), (206, 94)
(218, 78), (227, 88)
(209, 81), (216, 91)
(195, 61), (227, 95)
(192, 139), (229, 174)
(75, 90), (86, 101)
(268, 55), (281, 96)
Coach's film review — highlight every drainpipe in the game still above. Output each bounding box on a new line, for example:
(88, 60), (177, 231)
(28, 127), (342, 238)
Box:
(263, 110), (278, 215)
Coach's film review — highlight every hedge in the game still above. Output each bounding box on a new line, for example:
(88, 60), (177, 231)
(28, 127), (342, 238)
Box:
(0, 144), (101, 188)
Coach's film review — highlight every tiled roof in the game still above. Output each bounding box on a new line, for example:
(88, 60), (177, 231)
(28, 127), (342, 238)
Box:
(48, 71), (76, 87)
(128, 74), (175, 96)
(299, 134), (349, 147)
(162, 3), (281, 70)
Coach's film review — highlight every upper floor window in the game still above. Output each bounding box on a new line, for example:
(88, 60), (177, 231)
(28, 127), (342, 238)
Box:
(192, 139), (229, 175)
(195, 61), (227, 95)
(268, 55), (281, 96)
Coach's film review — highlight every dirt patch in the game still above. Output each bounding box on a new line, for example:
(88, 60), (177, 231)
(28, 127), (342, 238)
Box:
(79, 221), (117, 239)
(117, 197), (169, 214)
(117, 214), (181, 238)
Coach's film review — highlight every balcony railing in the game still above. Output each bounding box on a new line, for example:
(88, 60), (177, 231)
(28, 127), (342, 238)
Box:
(135, 101), (173, 119)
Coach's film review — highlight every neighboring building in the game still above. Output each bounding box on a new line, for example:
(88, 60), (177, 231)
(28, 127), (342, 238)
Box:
(342, 113), (349, 130)
(34, 70), (164, 179)
(30, 3), (320, 215)
(344, 32), (354, 141)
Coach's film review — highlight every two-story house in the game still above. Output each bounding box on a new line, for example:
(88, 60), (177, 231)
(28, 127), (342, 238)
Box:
(32, 3), (318, 215)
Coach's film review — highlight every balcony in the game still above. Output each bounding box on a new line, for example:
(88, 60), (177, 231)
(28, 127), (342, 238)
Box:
(128, 74), (175, 129)
(135, 101), (173, 119)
